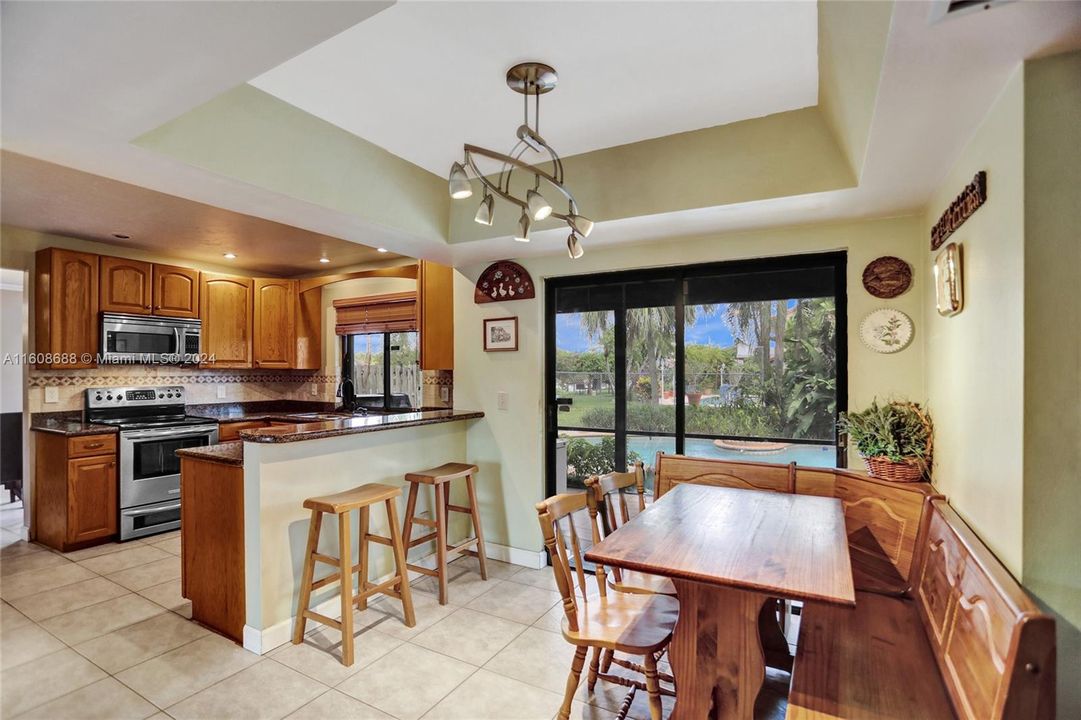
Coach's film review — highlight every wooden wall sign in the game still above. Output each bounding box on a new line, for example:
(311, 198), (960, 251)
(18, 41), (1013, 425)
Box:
(931, 171), (986, 250)
(862, 256), (912, 298)
(474, 260), (535, 304)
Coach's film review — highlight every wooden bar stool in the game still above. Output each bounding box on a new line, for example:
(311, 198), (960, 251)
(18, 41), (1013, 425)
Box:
(292, 483), (415, 666)
(401, 462), (487, 605)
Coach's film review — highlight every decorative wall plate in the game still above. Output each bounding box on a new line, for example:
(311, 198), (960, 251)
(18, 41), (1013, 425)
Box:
(474, 260), (535, 304)
(862, 256), (912, 298)
(859, 308), (914, 354)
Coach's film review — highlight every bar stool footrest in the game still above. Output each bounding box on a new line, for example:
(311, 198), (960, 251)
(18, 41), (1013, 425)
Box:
(406, 563), (439, 577)
(301, 610), (342, 631)
(407, 532), (438, 548)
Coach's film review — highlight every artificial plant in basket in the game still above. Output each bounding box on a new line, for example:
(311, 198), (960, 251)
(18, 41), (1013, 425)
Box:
(839, 399), (933, 482)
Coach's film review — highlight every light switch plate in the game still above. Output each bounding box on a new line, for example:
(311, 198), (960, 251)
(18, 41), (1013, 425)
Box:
(216, 384), (226, 400)
(440, 386), (449, 403)
(497, 390), (508, 411)
(310, 383), (319, 397)
(44, 387), (59, 404)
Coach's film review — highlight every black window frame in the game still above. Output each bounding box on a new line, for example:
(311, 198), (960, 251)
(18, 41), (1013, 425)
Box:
(341, 331), (419, 410)
(544, 251), (848, 497)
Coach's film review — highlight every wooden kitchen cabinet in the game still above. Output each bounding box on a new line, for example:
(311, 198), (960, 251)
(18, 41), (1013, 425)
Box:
(153, 264), (200, 317)
(34, 248), (100, 368)
(253, 278), (296, 369)
(418, 259), (454, 370)
(33, 432), (118, 551)
(200, 273), (254, 368)
(99, 258), (199, 318)
(100, 256), (153, 314)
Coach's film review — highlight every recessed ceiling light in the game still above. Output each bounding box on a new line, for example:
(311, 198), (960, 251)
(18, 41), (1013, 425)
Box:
(223, 253), (237, 259)
(377, 247), (388, 253)
(111, 233), (130, 239)
(319, 257), (330, 264)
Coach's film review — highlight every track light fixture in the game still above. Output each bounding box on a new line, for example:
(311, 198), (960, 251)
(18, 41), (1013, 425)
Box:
(448, 62), (591, 258)
(474, 192), (494, 226)
(514, 211), (532, 242)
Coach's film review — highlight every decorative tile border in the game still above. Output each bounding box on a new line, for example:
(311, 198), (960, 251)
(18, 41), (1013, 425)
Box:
(29, 370), (333, 388)
(422, 369), (454, 386)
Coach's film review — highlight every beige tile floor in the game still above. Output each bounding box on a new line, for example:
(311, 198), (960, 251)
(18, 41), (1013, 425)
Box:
(2, 526), (610, 719)
(1, 501), (794, 720)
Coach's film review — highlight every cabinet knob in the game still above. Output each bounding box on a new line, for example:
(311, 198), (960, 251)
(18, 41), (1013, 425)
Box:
(84, 442), (104, 449)
(145, 304), (151, 309)
(109, 462), (116, 468)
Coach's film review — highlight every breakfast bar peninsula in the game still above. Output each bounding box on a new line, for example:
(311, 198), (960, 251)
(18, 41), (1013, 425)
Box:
(177, 410), (484, 652)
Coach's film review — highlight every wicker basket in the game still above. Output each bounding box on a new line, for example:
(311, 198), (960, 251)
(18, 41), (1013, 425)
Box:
(862, 455), (926, 483)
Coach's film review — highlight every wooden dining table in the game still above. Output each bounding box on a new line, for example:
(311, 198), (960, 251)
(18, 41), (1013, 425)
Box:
(584, 483), (855, 720)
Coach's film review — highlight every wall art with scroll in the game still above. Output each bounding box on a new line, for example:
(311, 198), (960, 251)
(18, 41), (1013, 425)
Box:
(474, 260), (535, 304)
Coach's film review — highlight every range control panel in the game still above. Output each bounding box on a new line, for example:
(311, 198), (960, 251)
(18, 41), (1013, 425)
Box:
(86, 386), (186, 408)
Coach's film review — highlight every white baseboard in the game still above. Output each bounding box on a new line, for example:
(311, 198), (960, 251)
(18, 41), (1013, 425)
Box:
(484, 541), (546, 569)
(242, 542), (546, 655)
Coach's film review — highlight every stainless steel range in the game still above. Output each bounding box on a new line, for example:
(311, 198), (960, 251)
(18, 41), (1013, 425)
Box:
(85, 386), (218, 540)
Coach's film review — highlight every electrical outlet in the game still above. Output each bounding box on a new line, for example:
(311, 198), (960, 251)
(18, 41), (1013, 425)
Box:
(497, 390), (508, 411)
(216, 384), (226, 400)
(310, 382), (319, 397)
(44, 387), (59, 404)
(440, 386), (449, 403)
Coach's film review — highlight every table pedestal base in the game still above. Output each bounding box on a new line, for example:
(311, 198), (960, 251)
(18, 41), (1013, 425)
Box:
(669, 579), (768, 720)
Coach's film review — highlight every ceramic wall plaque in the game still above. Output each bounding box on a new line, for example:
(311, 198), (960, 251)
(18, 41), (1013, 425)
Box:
(933, 242), (964, 316)
(859, 308), (914, 354)
(862, 256), (912, 298)
(474, 261), (535, 303)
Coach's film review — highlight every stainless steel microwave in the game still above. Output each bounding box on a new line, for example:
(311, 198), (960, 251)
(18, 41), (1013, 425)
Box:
(101, 312), (201, 364)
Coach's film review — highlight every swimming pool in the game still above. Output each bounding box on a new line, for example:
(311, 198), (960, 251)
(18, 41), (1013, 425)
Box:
(630, 436), (837, 468)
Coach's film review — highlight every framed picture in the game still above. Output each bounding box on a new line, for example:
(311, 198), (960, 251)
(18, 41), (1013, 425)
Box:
(933, 242), (963, 316)
(483, 316), (518, 352)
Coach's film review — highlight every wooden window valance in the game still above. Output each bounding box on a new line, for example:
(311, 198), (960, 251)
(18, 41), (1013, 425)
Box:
(333, 291), (417, 335)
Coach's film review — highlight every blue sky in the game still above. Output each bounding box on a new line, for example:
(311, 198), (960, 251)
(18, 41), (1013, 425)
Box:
(557, 306), (736, 353)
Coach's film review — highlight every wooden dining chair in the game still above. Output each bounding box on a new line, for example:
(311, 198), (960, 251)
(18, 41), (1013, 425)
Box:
(584, 463), (676, 598)
(536, 492), (678, 720)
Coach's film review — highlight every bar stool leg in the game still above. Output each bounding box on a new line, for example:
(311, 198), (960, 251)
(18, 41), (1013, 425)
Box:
(465, 473), (488, 580)
(434, 483), (449, 605)
(357, 506), (370, 610)
(292, 509), (322, 644)
(338, 511), (355, 666)
(402, 482), (419, 548)
(385, 497), (416, 627)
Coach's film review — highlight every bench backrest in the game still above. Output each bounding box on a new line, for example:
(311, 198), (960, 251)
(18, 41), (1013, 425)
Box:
(796, 466), (937, 595)
(914, 499), (1055, 720)
(654, 453), (936, 595)
(653, 453), (795, 499)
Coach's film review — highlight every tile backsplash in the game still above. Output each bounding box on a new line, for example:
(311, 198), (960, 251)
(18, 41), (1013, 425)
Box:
(27, 366), (452, 413)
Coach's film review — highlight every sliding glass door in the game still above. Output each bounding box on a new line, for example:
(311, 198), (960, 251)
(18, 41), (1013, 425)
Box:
(545, 252), (846, 496)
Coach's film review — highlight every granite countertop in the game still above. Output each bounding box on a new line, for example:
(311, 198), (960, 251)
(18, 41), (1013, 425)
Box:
(30, 413), (118, 437)
(176, 409), (484, 466)
(177, 440), (244, 466)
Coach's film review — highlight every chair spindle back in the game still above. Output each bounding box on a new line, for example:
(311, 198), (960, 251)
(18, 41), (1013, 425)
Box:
(585, 462), (646, 586)
(536, 493), (604, 632)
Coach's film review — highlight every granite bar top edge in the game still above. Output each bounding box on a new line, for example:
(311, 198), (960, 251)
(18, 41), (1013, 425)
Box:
(177, 441), (244, 466)
(30, 412), (118, 437)
(239, 409), (485, 443)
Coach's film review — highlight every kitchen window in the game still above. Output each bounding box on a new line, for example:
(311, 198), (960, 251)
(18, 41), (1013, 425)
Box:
(341, 331), (421, 410)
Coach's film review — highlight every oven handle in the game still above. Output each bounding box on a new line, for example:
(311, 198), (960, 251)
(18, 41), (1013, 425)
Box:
(122, 502), (181, 517)
(122, 426), (219, 440)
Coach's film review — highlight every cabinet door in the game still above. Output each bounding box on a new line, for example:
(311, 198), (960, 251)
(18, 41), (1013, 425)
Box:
(200, 273), (253, 368)
(67, 455), (117, 545)
(35, 248), (99, 368)
(100, 256), (153, 314)
(153, 264), (200, 318)
(418, 260), (454, 370)
(253, 278), (296, 368)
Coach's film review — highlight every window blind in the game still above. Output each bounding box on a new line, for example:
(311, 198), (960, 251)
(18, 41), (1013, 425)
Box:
(333, 292), (418, 335)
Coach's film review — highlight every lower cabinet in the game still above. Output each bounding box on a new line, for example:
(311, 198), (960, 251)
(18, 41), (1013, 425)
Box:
(34, 432), (118, 551)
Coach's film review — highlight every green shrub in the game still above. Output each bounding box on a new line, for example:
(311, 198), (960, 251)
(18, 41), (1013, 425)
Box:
(565, 437), (642, 485)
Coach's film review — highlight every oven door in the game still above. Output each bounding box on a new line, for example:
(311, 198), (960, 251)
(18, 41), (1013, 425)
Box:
(102, 315), (181, 363)
(119, 425), (219, 509)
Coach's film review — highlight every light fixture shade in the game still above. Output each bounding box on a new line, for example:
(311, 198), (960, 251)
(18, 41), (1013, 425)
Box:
(569, 214), (594, 237)
(527, 189), (552, 221)
(448, 162), (472, 199)
(474, 193), (494, 225)
(566, 232), (584, 259)
(514, 211), (531, 242)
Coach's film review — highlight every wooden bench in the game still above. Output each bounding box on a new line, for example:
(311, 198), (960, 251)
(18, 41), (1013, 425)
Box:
(788, 500), (1055, 720)
(655, 454), (939, 596)
(653, 454), (1056, 718)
